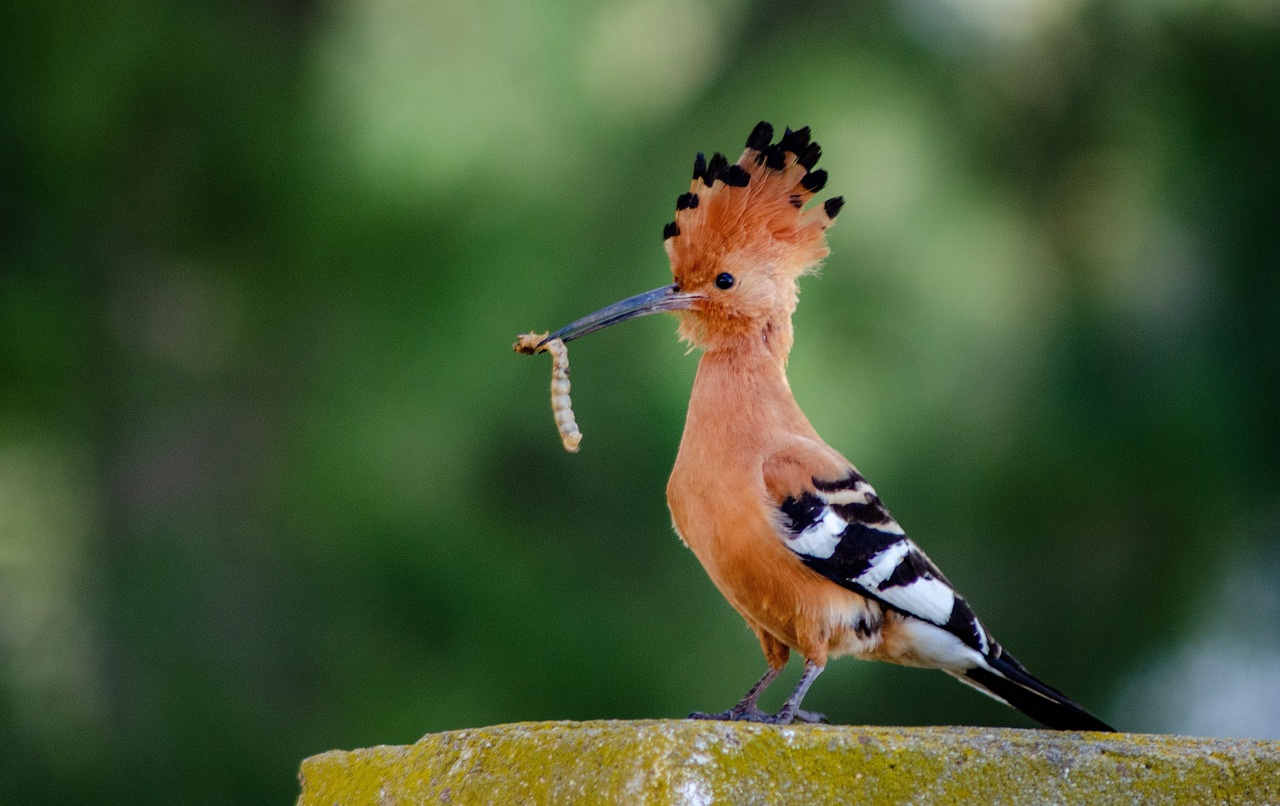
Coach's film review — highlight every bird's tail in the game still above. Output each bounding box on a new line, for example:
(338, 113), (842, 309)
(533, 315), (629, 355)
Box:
(951, 649), (1115, 732)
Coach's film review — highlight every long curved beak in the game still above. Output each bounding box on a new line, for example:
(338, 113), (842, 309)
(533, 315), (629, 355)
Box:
(543, 284), (700, 346)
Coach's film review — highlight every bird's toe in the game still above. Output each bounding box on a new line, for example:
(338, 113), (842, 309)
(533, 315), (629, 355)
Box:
(688, 710), (727, 721)
(793, 708), (828, 724)
(689, 707), (772, 723)
(690, 707), (825, 725)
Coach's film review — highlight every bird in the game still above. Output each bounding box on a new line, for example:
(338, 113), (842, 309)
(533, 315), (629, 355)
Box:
(537, 121), (1115, 732)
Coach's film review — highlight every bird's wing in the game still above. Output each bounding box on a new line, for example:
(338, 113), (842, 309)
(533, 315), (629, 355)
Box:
(769, 465), (1116, 730)
(771, 467), (994, 656)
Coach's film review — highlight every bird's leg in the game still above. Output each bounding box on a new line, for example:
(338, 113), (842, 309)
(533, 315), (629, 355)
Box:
(772, 660), (826, 725)
(689, 665), (782, 722)
(690, 660), (829, 724)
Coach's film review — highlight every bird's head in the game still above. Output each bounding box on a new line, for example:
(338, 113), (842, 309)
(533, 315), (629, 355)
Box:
(545, 122), (843, 358)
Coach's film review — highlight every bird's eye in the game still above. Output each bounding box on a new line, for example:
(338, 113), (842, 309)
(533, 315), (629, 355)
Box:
(714, 273), (735, 290)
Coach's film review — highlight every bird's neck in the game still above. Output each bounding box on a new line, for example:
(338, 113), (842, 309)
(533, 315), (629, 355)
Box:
(683, 335), (816, 454)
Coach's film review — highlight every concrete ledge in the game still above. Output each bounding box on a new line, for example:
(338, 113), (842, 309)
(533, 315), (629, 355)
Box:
(297, 720), (1280, 805)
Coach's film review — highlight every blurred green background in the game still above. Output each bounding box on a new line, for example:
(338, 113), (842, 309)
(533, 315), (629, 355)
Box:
(3, 0), (1279, 802)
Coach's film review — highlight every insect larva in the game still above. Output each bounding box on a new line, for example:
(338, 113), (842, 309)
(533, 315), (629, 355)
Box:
(513, 331), (583, 453)
(543, 338), (582, 453)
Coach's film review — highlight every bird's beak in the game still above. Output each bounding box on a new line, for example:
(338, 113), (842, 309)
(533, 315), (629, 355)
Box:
(543, 284), (699, 345)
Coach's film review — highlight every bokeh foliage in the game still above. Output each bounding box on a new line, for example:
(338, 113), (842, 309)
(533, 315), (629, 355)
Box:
(2, 0), (1278, 802)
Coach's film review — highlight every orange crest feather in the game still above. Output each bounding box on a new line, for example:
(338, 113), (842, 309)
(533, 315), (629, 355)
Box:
(663, 122), (842, 287)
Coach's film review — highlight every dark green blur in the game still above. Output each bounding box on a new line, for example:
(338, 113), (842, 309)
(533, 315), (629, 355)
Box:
(2, 1), (1278, 803)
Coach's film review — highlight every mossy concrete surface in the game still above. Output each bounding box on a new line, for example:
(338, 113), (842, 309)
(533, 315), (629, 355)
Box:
(297, 720), (1280, 805)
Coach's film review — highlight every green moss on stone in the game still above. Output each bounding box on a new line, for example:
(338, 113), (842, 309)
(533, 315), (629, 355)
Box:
(297, 720), (1280, 805)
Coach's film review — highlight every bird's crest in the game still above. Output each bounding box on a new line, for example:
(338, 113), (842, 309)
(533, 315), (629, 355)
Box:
(662, 121), (842, 286)
(662, 122), (843, 352)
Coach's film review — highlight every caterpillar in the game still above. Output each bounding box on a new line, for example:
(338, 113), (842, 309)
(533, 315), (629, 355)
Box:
(514, 331), (582, 453)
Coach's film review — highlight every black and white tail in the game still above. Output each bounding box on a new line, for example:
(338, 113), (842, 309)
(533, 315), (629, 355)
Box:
(955, 649), (1115, 732)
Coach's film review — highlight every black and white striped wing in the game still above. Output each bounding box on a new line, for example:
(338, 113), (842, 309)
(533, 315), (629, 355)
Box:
(778, 468), (1117, 731)
(777, 469), (993, 657)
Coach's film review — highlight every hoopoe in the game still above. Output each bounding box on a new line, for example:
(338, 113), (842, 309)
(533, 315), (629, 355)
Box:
(535, 122), (1114, 731)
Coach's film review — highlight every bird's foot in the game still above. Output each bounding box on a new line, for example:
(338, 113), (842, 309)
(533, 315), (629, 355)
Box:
(689, 705), (774, 723)
(688, 706), (826, 725)
(690, 707), (764, 722)
(793, 708), (828, 724)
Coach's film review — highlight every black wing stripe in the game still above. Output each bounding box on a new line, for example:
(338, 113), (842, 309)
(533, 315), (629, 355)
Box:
(813, 470), (865, 492)
(829, 496), (888, 523)
(826, 522), (907, 578)
(943, 594), (987, 653)
(779, 493), (826, 533)
(876, 549), (930, 591)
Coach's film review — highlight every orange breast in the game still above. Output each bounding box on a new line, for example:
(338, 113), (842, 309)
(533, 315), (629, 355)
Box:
(667, 460), (881, 665)
(665, 342), (885, 665)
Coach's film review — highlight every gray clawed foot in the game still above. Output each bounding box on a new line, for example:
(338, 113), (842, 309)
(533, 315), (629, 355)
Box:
(689, 707), (770, 722)
(690, 662), (828, 725)
(688, 707), (825, 725)
(793, 708), (828, 724)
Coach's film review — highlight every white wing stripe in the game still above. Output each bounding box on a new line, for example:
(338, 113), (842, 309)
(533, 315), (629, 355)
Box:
(882, 577), (956, 625)
(853, 541), (911, 587)
(788, 508), (848, 559)
(822, 484), (874, 505)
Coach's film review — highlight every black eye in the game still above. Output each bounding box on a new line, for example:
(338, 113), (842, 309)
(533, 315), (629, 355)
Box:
(714, 272), (735, 290)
